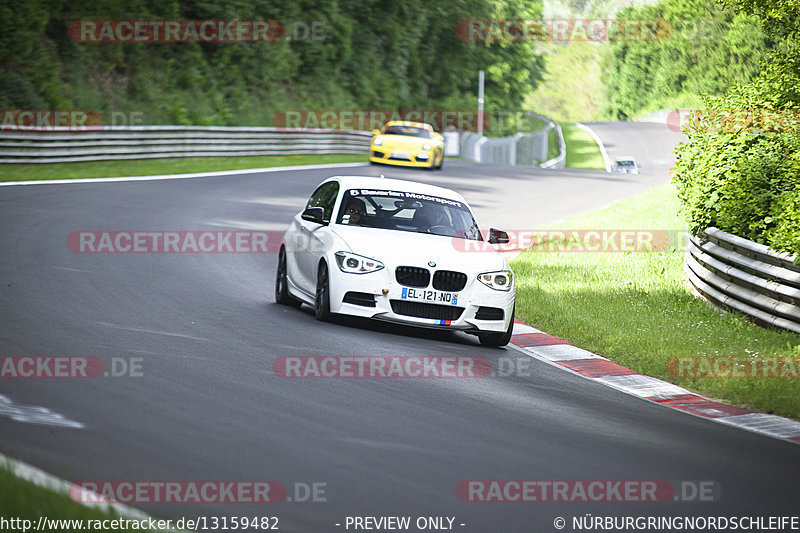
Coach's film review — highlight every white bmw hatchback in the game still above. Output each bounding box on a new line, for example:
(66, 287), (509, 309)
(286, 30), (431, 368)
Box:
(276, 176), (516, 346)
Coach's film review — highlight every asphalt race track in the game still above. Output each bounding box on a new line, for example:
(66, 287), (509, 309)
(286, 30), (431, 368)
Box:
(1, 122), (798, 532)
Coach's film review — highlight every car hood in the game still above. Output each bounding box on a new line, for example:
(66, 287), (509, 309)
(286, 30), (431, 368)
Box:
(332, 225), (507, 273)
(375, 134), (431, 150)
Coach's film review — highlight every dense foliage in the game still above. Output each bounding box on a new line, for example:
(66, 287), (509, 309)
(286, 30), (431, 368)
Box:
(0, 0), (544, 135)
(602, 0), (770, 120)
(672, 0), (800, 256)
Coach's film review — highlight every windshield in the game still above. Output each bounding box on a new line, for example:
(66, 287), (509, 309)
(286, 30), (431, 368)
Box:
(383, 125), (431, 139)
(615, 160), (636, 167)
(336, 189), (481, 240)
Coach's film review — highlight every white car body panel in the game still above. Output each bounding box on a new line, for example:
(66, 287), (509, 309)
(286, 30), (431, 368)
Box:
(281, 176), (515, 335)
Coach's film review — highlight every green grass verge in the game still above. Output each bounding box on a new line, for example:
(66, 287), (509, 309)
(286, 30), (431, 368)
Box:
(546, 126), (560, 162)
(520, 113), (548, 133)
(0, 462), (174, 532)
(0, 153), (367, 182)
(510, 183), (800, 420)
(559, 122), (606, 170)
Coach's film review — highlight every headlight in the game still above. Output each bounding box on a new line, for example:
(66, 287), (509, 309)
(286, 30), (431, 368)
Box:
(477, 270), (513, 291)
(421, 143), (432, 150)
(335, 251), (384, 274)
(373, 137), (383, 146)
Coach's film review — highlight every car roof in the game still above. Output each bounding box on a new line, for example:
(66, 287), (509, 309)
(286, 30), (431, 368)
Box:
(383, 120), (434, 131)
(324, 176), (468, 203)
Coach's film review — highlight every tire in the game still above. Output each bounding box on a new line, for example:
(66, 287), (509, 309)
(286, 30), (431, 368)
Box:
(478, 305), (514, 347)
(275, 247), (302, 308)
(314, 261), (332, 321)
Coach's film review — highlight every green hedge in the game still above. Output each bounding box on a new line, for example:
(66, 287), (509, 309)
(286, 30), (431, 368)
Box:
(602, 0), (770, 120)
(672, 0), (800, 258)
(672, 103), (800, 256)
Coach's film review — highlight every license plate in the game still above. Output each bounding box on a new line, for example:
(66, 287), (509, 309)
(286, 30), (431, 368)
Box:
(401, 287), (458, 305)
(390, 152), (410, 160)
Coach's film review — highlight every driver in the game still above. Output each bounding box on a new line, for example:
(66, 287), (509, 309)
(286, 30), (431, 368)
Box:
(342, 197), (366, 225)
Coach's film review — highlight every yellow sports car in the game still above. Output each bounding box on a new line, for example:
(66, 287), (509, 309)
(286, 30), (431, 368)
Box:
(369, 121), (445, 170)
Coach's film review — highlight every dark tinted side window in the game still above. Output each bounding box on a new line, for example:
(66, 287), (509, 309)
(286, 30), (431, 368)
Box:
(306, 181), (340, 223)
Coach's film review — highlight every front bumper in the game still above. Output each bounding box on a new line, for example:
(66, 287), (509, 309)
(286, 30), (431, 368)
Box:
(327, 266), (515, 333)
(369, 148), (436, 168)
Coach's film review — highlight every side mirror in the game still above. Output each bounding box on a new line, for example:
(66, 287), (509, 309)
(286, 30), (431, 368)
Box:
(301, 207), (326, 225)
(372, 129), (380, 136)
(487, 228), (510, 244)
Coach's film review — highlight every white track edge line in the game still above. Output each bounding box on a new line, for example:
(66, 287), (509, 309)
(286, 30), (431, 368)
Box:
(574, 122), (611, 172)
(1, 453), (192, 531)
(2, 453), (140, 518)
(0, 162), (369, 187)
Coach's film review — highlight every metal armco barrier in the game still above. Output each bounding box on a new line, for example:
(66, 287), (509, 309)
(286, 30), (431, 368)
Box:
(0, 126), (372, 163)
(685, 227), (800, 334)
(529, 111), (566, 169)
(456, 117), (565, 169)
(0, 116), (565, 167)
